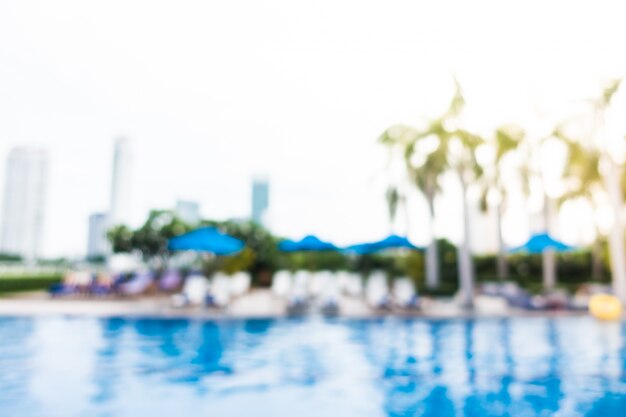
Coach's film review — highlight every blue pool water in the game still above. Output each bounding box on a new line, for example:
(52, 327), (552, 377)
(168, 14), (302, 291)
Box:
(0, 316), (625, 416)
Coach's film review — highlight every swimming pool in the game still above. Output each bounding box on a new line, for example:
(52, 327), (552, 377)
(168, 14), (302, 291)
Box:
(0, 316), (624, 416)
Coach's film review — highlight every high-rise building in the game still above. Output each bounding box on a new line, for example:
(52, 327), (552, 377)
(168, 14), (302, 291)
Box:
(109, 137), (133, 226)
(0, 147), (48, 260)
(87, 213), (109, 259)
(175, 200), (200, 225)
(251, 176), (269, 226)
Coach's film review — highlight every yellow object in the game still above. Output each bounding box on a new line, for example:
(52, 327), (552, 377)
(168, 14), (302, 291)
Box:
(589, 294), (623, 321)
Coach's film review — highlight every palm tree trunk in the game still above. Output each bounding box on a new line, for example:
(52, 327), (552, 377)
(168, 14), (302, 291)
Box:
(402, 197), (411, 237)
(542, 194), (557, 290)
(457, 173), (475, 309)
(543, 249), (556, 290)
(495, 202), (508, 280)
(603, 158), (626, 303)
(425, 191), (439, 289)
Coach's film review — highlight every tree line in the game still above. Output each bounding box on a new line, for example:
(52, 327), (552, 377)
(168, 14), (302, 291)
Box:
(379, 79), (626, 306)
(107, 209), (610, 294)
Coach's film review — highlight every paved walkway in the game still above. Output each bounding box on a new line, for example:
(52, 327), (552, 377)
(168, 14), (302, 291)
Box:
(227, 290), (287, 317)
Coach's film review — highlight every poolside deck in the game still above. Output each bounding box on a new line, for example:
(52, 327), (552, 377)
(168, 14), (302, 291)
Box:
(0, 290), (600, 319)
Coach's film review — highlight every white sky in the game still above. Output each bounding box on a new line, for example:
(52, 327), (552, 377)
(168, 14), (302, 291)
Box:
(1, 0), (626, 257)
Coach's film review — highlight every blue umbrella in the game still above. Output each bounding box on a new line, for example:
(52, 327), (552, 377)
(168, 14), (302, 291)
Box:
(347, 234), (420, 255)
(509, 232), (574, 291)
(509, 233), (573, 254)
(168, 227), (244, 255)
(278, 235), (339, 252)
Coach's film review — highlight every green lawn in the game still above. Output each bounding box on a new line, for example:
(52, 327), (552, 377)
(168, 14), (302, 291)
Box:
(0, 274), (63, 295)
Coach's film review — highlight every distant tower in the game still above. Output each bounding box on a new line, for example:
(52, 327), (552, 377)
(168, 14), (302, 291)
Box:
(175, 200), (200, 225)
(251, 176), (269, 226)
(87, 213), (109, 259)
(109, 137), (132, 226)
(0, 147), (49, 260)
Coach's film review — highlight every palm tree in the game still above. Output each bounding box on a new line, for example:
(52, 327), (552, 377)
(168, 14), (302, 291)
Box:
(385, 186), (400, 232)
(514, 127), (565, 290)
(449, 128), (484, 308)
(411, 139), (447, 290)
(539, 136), (560, 290)
(380, 80), (481, 307)
(558, 79), (626, 301)
(478, 125), (525, 280)
(554, 130), (605, 280)
(593, 80), (626, 302)
(380, 124), (445, 289)
(385, 185), (410, 235)
(431, 81), (483, 308)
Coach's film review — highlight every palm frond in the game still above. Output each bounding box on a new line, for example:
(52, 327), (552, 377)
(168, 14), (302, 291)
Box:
(494, 125), (524, 161)
(444, 78), (465, 118)
(602, 78), (622, 106)
(378, 125), (418, 146)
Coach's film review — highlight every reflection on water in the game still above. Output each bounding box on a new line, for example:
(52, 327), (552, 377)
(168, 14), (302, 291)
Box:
(0, 316), (625, 417)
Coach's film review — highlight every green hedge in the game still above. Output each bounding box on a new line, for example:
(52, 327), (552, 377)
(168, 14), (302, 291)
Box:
(349, 239), (608, 296)
(0, 274), (63, 294)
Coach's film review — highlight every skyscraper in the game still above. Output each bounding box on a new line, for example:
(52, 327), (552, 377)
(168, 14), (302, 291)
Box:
(87, 213), (109, 259)
(251, 176), (269, 226)
(175, 200), (200, 225)
(109, 137), (133, 226)
(0, 147), (49, 260)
